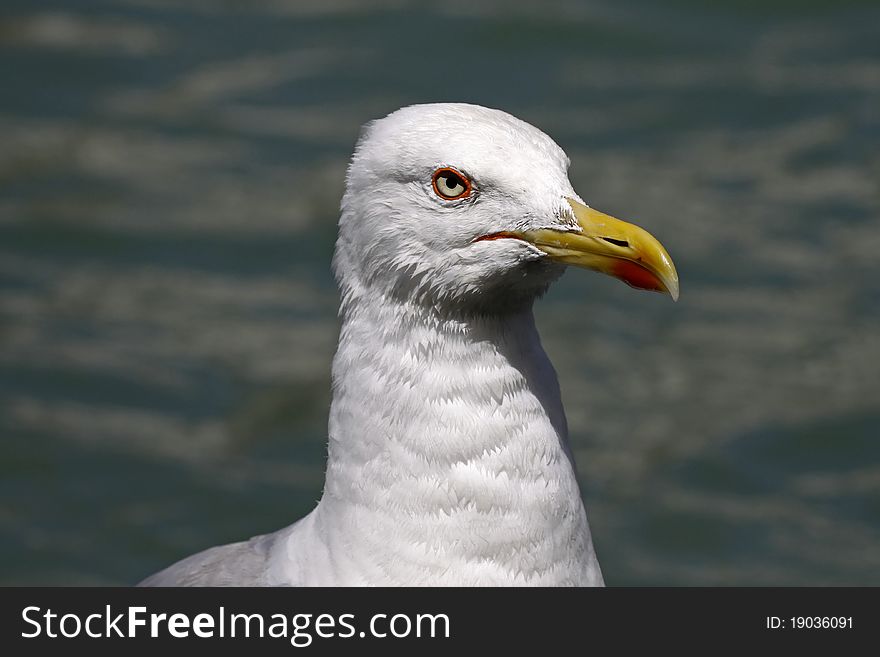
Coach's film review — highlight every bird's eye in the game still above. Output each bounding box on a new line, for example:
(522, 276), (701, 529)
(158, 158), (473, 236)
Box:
(432, 167), (472, 200)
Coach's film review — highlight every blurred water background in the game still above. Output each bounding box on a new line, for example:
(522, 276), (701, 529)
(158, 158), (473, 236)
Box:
(1, 0), (879, 585)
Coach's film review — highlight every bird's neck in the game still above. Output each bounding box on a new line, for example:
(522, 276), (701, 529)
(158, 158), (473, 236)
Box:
(309, 291), (602, 585)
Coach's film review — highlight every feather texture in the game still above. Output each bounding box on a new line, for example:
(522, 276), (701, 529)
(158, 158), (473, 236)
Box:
(139, 103), (604, 587)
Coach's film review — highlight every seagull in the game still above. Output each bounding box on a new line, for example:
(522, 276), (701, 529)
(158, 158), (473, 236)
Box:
(138, 103), (678, 586)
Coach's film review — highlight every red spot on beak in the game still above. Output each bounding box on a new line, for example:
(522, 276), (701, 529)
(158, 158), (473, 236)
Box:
(611, 260), (665, 293)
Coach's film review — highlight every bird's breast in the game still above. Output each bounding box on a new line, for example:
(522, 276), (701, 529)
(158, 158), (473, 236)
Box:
(284, 305), (602, 585)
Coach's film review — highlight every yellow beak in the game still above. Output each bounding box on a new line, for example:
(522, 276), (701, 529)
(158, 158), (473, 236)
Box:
(517, 198), (679, 301)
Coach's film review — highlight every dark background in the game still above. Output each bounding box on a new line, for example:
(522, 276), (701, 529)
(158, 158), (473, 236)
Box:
(1, 0), (878, 585)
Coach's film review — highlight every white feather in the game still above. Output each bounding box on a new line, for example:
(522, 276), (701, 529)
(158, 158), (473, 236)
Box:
(139, 103), (604, 587)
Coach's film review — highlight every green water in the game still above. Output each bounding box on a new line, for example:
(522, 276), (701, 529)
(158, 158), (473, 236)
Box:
(1, 0), (878, 585)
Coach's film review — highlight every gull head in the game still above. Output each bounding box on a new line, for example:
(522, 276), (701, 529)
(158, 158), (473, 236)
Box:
(335, 103), (678, 314)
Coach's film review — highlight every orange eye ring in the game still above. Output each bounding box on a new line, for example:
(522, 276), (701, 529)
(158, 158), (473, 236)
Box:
(431, 167), (473, 200)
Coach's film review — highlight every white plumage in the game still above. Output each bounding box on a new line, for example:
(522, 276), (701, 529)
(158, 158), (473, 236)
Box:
(139, 103), (677, 587)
